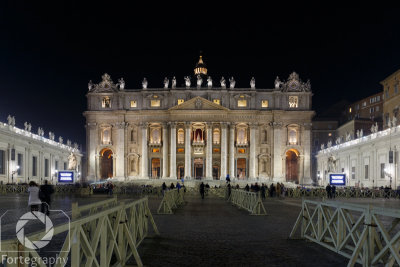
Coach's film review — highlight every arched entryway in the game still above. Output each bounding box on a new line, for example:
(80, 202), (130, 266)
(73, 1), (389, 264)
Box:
(286, 149), (299, 183)
(100, 148), (113, 179)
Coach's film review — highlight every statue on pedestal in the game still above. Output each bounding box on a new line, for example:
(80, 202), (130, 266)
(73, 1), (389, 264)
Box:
(250, 77), (256, 89)
(88, 80), (93, 91)
(117, 78), (125, 90)
(163, 77), (169, 88)
(184, 76), (191, 88)
(220, 77), (226, 88)
(229, 77), (236, 89)
(274, 76), (281, 89)
(207, 76), (212, 88)
(171, 76), (176, 89)
(196, 75), (203, 88)
(68, 153), (77, 170)
(142, 78), (148, 89)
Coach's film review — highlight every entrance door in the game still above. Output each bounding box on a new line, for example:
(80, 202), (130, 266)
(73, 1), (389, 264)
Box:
(178, 166), (184, 179)
(100, 149), (113, 179)
(151, 158), (161, 179)
(194, 158), (203, 179)
(286, 150), (299, 183)
(212, 166), (220, 180)
(237, 158), (246, 179)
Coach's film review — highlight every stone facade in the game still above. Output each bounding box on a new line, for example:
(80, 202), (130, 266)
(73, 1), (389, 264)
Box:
(381, 69), (400, 129)
(84, 70), (314, 184)
(0, 118), (82, 184)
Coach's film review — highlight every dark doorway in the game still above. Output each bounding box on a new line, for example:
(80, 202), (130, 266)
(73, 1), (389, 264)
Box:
(100, 149), (113, 179)
(194, 158), (203, 179)
(237, 158), (246, 179)
(151, 158), (160, 178)
(286, 149), (299, 183)
(212, 166), (220, 180)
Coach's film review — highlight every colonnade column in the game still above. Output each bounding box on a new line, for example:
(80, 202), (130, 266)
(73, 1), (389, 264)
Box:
(302, 123), (312, 184)
(272, 122), (284, 181)
(86, 122), (98, 181)
(162, 123), (168, 178)
(249, 123), (257, 179)
(229, 123), (235, 179)
(206, 123), (213, 179)
(140, 123), (148, 179)
(169, 122), (177, 179)
(115, 122), (126, 179)
(220, 123), (227, 180)
(184, 122), (191, 179)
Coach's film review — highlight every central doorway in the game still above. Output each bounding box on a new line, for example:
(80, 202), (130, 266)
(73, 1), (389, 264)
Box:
(100, 148), (113, 179)
(194, 158), (203, 179)
(212, 165), (220, 180)
(286, 149), (299, 183)
(237, 158), (247, 179)
(151, 158), (160, 178)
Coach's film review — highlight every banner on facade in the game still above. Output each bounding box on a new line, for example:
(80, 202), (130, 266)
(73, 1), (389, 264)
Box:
(58, 171), (74, 183)
(329, 173), (346, 186)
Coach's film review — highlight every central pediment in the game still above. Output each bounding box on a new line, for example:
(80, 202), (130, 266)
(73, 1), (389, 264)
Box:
(169, 96), (229, 111)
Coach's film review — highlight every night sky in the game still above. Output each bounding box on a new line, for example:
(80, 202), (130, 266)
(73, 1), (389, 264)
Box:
(1, 2), (399, 151)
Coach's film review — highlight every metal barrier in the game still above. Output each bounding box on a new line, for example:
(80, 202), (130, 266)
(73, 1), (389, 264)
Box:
(285, 187), (400, 199)
(71, 197), (118, 219)
(0, 197), (158, 267)
(228, 189), (267, 215)
(157, 188), (185, 214)
(290, 199), (400, 266)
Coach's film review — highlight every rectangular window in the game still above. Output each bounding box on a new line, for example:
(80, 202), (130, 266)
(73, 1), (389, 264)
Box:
(0, 150), (4, 175)
(381, 163), (385, 179)
(238, 148), (246, 154)
(376, 106), (379, 112)
(213, 99), (220, 105)
(177, 99), (184, 105)
(151, 100), (160, 107)
(261, 100), (269, 108)
(177, 148), (184, 153)
(351, 166), (355, 179)
(102, 97), (111, 108)
(64, 162), (67, 170)
(17, 154), (23, 175)
(32, 156), (37, 176)
(362, 101), (366, 107)
(377, 95), (380, 101)
(364, 165), (369, 179)
(55, 161), (58, 171)
(152, 148), (160, 153)
(386, 90), (389, 99)
(130, 100), (137, 107)
(213, 148), (220, 153)
(45, 159), (49, 177)
(288, 96), (298, 108)
(341, 168), (344, 173)
(238, 99), (247, 107)
(395, 84), (399, 94)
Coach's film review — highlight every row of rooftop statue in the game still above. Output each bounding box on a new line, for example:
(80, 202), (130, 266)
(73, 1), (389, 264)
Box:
(88, 75), (287, 90)
(5, 115), (79, 150)
(320, 116), (398, 150)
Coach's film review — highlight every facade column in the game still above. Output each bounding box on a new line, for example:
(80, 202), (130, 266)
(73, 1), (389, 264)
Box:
(206, 122), (213, 179)
(86, 122), (98, 181)
(162, 123), (169, 178)
(140, 123), (149, 179)
(229, 123), (235, 179)
(184, 122), (191, 179)
(169, 122), (177, 179)
(302, 123), (312, 184)
(115, 122), (126, 180)
(272, 122), (284, 181)
(220, 123), (227, 180)
(249, 123), (257, 179)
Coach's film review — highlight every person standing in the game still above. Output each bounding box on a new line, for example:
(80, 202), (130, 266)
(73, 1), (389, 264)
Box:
(162, 182), (167, 196)
(326, 183), (332, 199)
(261, 183), (266, 200)
(270, 183), (275, 197)
(40, 180), (54, 215)
(28, 181), (41, 212)
(331, 185), (336, 199)
(200, 182), (205, 199)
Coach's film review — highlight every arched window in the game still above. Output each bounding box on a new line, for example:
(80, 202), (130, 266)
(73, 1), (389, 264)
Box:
(177, 128), (184, 144)
(236, 126), (248, 145)
(213, 128), (220, 145)
(130, 129), (135, 142)
(151, 128), (161, 144)
(288, 129), (297, 144)
(103, 129), (111, 144)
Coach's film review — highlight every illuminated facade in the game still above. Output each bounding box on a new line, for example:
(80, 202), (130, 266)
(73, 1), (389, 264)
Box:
(84, 58), (314, 184)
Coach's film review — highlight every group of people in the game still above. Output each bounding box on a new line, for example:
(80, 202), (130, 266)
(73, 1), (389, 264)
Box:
(243, 182), (286, 199)
(27, 180), (54, 215)
(161, 182), (185, 196)
(325, 183), (336, 199)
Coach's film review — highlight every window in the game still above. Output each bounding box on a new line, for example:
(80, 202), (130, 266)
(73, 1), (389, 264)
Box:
(150, 128), (161, 144)
(288, 129), (297, 144)
(130, 100), (137, 108)
(386, 90), (389, 99)
(0, 150), (4, 175)
(288, 96), (298, 108)
(395, 84), (399, 94)
(381, 163), (385, 179)
(45, 159), (49, 177)
(177, 148), (184, 153)
(17, 154), (23, 175)
(238, 99), (247, 107)
(213, 99), (220, 105)
(362, 102), (366, 107)
(152, 148), (160, 153)
(103, 129), (111, 144)
(55, 160), (59, 171)
(213, 129), (220, 145)
(364, 165), (369, 179)
(356, 104), (359, 110)
(236, 127), (247, 145)
(238, 148), (246, 154)
(177, 129), (185, 144)
(64, 162), (67, 170)
(102, 97), (111, 108)
(261, 100), (269, 108)
(213, 148), (220, 153)
(376, 106), (379, 112)
(177, 99), (184, 105)
(377, 95), (380, 101)
(349, 107), (352, 113)
(151, 100), (160, 107)
(370, 107), (374, 113)
(32, 156), (37, 176)
(351, 166), (355, 179)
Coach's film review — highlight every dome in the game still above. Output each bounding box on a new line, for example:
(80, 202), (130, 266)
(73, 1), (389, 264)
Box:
(194, 55), (207, 76)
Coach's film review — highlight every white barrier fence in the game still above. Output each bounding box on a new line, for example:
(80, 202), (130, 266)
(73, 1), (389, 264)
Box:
(290, 199), (400, 266)
(157, 188), (185, 214)
(228, 189), (267, 215)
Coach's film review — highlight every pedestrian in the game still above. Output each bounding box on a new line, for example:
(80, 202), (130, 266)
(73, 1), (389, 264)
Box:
(280, 183), (286, 198)
(276, 183), (281, 198)
(331, 185), (336, 199)
(176, 182), (182, 192)
(40, 180), (54, 215)
(270, 183), (275, 197)
(261, 183), (266, 199)
(200, 182), (205, 199)
(254, 182), (260, 192)
(227, 183), (231, 198)
(226, 174), (231, 183)
(162, 182), (167, 196)
(170, 183), (175, 189)
(28, 181), (41, 212)
(108, 182), (114, 196)
(245, 184), (250, 191)
(326, 183), (332, 199)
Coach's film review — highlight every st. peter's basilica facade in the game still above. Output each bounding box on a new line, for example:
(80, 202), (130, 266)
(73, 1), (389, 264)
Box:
(84, 57), (314, 184)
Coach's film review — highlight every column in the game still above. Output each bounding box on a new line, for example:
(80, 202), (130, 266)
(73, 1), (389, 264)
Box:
(206, 123), (213, 179)
(169, 122), (177, 179)
(302, 123), (312, 184)
(115, 122), (126, 179)
(272, 122), (284, 181)
(184, 122), (191, 179)
(220, 123), (227, 180)
(249, 123), (257, 179)
(140, 123), (148, 179)
(162, 123), (169, 178)
(86, 122), (98, 181)
(229, 123), (235, 179)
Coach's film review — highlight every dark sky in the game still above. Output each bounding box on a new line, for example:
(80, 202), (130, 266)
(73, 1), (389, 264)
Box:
(1, 2), (399, 151)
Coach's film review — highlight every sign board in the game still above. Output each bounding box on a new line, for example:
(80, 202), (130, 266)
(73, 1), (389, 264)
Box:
(329, 173), (346, 186)
(58, 171), (74, 183)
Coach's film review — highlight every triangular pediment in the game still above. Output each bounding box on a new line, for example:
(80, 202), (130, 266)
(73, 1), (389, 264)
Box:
(169, 96), (229, 111)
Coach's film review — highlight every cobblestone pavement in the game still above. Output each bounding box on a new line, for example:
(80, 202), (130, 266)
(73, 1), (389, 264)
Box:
(139, 196), (351, 267)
